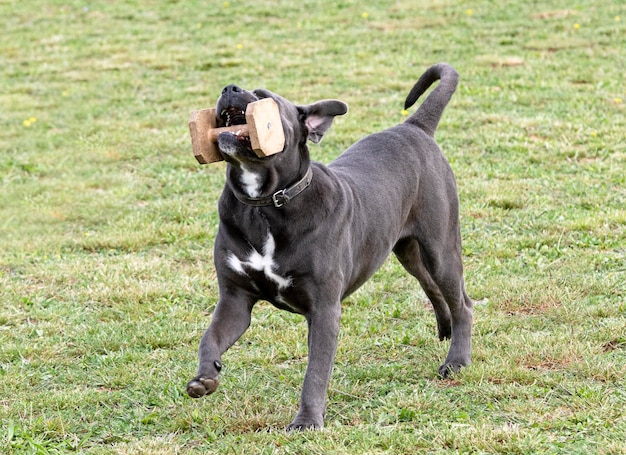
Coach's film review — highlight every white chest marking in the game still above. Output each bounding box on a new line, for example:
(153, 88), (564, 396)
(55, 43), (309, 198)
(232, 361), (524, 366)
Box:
(227, 232), (292, 289)
(239, 165), (261, 198)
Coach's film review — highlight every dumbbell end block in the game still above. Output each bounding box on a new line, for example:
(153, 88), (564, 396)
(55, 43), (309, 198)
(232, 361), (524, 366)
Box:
(189, 108), (222, 164)
(245, 98), (285, 157)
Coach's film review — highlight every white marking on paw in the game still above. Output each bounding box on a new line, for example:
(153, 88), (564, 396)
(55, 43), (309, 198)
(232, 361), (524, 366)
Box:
(240, 165), (261, 198)
(226, 232), (292, 290)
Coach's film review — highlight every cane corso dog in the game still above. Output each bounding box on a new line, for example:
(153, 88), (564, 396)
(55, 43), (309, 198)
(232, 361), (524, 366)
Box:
(186, 63), (473, 431)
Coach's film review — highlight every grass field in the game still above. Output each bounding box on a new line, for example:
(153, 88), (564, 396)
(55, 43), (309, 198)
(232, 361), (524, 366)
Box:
(1, 0), (625, 453)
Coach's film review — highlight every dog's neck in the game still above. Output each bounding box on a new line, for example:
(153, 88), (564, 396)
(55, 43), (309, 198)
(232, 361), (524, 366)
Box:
(227, 165), (313, 208)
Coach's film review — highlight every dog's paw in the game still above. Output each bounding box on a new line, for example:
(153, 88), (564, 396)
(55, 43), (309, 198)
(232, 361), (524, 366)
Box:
(186, 377), (219, 398)
(438, 362), (464, 379)
(437, 324), (452, 341)
(286, 415), (324, 432)
(286, 421), (323, 432)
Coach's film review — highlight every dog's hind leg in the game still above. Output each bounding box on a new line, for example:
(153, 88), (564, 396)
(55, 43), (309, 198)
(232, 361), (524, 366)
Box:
(394, 235), (473, 378)
(438, 283), (473, 378)
(393, 237), (452, 340)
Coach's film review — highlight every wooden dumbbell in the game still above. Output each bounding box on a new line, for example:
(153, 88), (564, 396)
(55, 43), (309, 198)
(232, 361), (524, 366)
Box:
(189, 98), (285, 164)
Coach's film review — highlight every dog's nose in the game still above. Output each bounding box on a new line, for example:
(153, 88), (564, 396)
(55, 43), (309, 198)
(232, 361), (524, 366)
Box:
(222, 85), (243, 95)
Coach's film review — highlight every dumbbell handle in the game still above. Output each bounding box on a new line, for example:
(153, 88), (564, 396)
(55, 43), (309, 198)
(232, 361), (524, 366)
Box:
(208, 124), (250, 143)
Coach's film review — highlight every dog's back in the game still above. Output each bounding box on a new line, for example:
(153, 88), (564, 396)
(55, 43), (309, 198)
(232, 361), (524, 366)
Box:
(327, 63), (459, 214)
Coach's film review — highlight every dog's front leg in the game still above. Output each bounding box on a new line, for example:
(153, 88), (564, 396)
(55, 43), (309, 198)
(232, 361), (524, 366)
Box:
(186, 289), (255, 398)
(287, 303), (341, 431)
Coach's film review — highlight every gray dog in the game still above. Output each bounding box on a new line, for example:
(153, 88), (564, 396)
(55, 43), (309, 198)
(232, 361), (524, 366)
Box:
(186, 63), (473, 431)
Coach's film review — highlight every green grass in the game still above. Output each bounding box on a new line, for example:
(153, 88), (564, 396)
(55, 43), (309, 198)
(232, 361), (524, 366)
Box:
(1, 0), (625, 453)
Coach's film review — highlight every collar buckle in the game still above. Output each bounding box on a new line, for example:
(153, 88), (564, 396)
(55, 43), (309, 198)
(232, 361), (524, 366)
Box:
(272, 189), (287, 208)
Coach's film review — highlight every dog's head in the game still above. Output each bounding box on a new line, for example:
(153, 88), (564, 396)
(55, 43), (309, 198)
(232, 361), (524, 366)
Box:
(215, 85), (348, 168)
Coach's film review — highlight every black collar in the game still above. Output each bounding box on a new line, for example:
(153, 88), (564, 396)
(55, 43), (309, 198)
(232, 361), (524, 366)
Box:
(232, 167), (313, 208)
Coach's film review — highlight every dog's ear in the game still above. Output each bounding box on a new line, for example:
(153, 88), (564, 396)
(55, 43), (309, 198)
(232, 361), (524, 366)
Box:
(298, 100), (348, 143)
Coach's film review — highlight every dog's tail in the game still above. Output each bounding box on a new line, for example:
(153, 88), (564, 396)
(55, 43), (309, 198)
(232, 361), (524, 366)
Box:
(404, 63), (459, 137)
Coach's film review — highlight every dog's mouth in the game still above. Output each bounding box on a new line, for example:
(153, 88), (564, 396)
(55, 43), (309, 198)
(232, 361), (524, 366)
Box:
(220, 106), (246, 127)
(219, 106), (252, 150)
